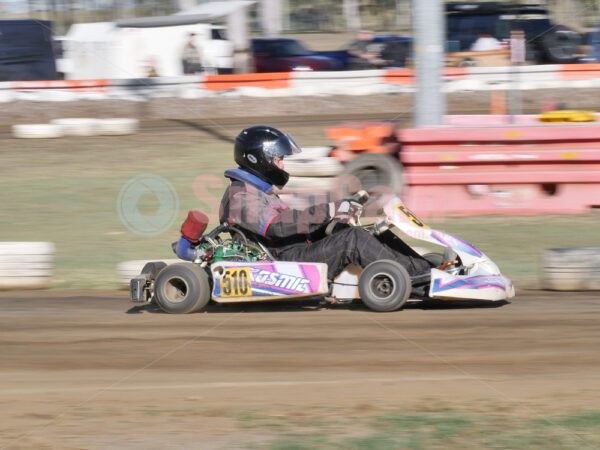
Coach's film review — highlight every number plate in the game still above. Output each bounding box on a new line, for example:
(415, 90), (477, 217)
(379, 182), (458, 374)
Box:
(221, 267), (252, 297)
(395, 203), (428, 228)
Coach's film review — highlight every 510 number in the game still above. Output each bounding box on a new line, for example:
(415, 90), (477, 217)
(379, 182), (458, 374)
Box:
(221, 268), (251, 297)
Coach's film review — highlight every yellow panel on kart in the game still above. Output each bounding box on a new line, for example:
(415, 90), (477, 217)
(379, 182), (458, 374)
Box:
(220, 267), (252, 297)
(395, 203), (429, 228)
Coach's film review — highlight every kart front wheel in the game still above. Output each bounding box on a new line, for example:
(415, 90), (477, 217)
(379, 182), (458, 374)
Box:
(423, 252), (443, 268)
(154, 263), (210, 314)
(359, 260), (411, 312)
(423, 248), (458, 269)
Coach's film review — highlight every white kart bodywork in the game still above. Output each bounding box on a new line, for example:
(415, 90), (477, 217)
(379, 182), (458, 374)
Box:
(331, 197), (515, 302)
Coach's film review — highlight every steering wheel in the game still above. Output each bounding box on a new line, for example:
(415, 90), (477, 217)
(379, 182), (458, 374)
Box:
(324, 190), (370, 236)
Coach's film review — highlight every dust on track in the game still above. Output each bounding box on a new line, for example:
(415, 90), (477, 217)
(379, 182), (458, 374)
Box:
(0, 289), (599, 448)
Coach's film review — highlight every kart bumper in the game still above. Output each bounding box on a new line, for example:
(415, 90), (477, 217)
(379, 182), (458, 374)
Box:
(428, 269), (515, 301)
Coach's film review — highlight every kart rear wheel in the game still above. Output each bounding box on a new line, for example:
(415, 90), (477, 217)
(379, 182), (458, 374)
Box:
(359, 260), (411, 312)
(154, 262), (210, 314)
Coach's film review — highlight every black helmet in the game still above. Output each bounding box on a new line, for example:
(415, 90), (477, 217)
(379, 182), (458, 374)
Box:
(234, 125), (301, 188)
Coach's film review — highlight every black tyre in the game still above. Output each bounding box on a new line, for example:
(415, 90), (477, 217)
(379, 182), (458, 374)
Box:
(359, 260), (412, 312)
(423, 252), (444, 268)
(457, 57), (476, 67)
(539, 25), (581, 63)
(423, 248), (458, 269)
(342, 153), (404, 201)
(154, 263), (211, 314)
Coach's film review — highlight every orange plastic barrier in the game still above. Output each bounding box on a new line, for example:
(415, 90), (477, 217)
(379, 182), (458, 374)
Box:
(558, 64), (600, 79)
(11, 79), (109, 92)
(382, 69), (414, 85)
(383, 67), (468, 85)
(398, 124), (600, 216)
(202, 72), (292, 91)
(326, 122), (399, 160)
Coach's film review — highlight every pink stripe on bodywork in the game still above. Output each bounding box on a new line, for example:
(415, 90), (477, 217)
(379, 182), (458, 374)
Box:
(299, 264), (322, 293)
(432, 275), (506, 293)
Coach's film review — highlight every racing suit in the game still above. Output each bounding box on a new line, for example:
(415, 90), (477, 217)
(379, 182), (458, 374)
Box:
(219, 168), (431, 280)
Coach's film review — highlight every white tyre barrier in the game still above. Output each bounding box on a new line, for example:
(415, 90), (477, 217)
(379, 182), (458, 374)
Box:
(12, 124), (63, 139)
(284, 157), (343, 177)
(117, 259), (180, 286)
(277, 194), (313, 211)
(290, 146), (332, 159)
(50, 118), (101, 136)
(541, 247), (600, 291)
(0, 242), (55, 290)
(278, 176), (335, 210)
(98, 118), (139, 136)
(0, 90), (14, 103)
(284, 176), (334, 192)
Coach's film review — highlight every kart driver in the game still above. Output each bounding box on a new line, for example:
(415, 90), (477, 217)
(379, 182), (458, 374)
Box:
(212, 125), (432, 281)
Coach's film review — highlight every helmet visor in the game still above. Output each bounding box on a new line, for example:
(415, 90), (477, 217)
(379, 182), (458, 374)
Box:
(286, 133), (302, 155)
(263, 133), (302, 158)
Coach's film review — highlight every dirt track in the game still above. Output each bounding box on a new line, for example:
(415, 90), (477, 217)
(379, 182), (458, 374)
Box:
(3, 88), (600, 127)
(1, 290), (599, 449)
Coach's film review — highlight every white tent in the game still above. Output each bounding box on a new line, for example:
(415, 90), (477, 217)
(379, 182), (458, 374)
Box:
(64, 22), (116, 79)
(175, 1), (256, 18)
(175, 0), (256, 50)
(63, 1), (255, 79)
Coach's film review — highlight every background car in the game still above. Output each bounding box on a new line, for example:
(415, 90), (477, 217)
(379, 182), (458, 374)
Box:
(250, 37), (343, 72)
(446, 1), (581, 64)
(0, 19), (59, 81)
(319, 35), (413, 70)
(370, 35), (413, 68)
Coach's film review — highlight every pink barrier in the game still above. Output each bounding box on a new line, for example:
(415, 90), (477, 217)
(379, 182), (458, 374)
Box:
(406, 169), (600, 184)
(443, 114), (543, 126)
(405, 184), (597, 215)
(398, 122), (600, 216)
(401, 124), (600, 142)
(401, 145), (600, 164)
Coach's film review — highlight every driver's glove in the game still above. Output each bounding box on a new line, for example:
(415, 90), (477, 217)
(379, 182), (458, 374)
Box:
(328, 199), (363, 226)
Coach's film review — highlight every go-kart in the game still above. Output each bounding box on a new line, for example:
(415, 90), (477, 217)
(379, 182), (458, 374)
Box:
(129, 193), (514, 313)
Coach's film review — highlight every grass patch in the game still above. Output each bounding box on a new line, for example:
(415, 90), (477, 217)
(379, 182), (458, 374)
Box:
(546, 410), (600, 428)
(270, 438), (329, 450)
(375, 412), (471, 440)
(344, 434), (398, 450)
(228, 408), (600, 449)
(1, 128), (598, 289)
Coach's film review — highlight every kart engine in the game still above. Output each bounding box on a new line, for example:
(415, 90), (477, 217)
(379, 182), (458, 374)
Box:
(198, 239), (263, 263)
